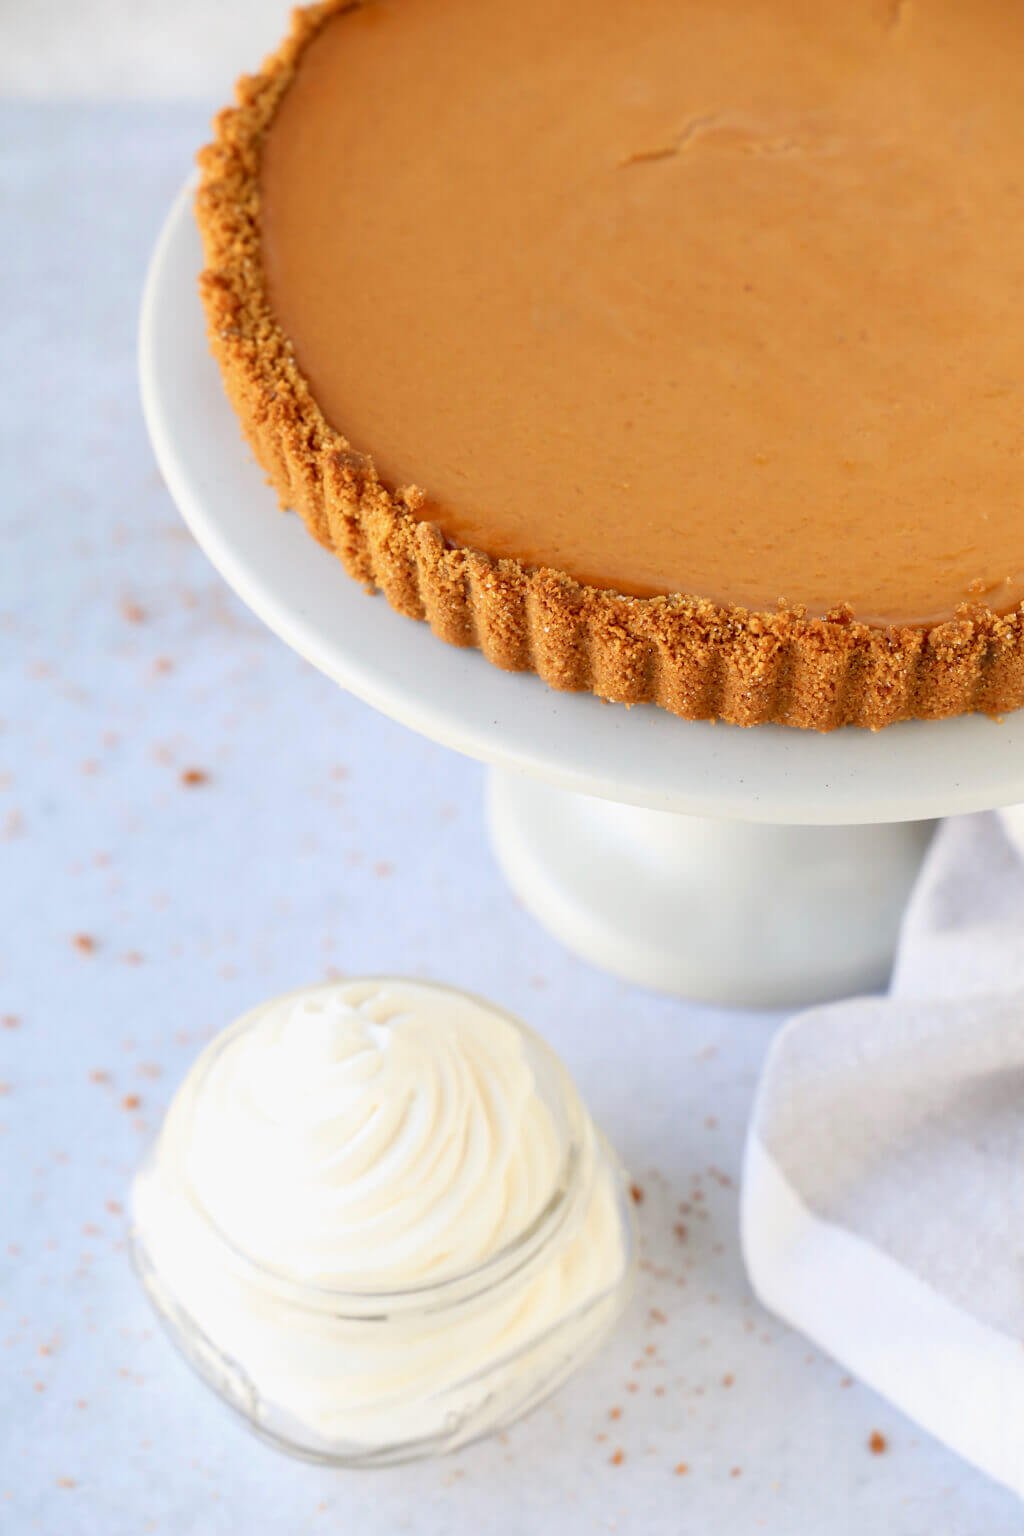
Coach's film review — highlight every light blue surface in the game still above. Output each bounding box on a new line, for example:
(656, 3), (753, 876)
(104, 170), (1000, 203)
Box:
(1, 105), (1019, 1535)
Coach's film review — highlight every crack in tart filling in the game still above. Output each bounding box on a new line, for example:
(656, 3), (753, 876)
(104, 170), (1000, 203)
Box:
(196, 0), (1024, 730)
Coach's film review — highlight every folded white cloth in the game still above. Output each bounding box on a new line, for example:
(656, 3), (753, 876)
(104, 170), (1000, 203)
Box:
(742, 810), (1024, 1498)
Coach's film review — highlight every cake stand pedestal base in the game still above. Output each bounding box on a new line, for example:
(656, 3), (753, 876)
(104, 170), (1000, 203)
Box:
(488, 770), (935, 1008)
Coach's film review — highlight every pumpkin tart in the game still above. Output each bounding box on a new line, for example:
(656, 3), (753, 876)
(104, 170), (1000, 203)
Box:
(196, 0), (1024, 730)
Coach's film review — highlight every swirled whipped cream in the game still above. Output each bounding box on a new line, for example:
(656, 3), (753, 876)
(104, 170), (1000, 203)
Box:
(181, 980), (565, 1288)
(132, 979), (634, 1461)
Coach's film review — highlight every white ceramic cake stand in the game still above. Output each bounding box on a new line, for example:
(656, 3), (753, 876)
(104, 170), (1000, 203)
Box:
(140, 184), (1024, 1008)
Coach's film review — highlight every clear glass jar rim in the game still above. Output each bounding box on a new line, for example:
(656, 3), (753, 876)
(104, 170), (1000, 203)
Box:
(170, 976), (595, 1315)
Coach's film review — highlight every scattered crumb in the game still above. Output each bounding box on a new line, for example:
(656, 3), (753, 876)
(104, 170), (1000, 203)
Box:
(152, 656), (174, 676)
(673, 1223), (688, 1242)
(730, 1466), (743, 1479)
(722, 1373), (735, 1388)
(89, 1070), (111, 1085)
(868, 1431), (888, 1455)
(180, 768), (208, 788)
(674, 1462), (689, 1477)
(56, 1477), (76, 1490)
(72, 934), (97, 955)
(121, 1094), (141, 1112)
(1, 809), (24, 839)
(121, 951), (145, 967)
(608, 1406), (622, 1421)
(105, 1200), (123, 1216)
(1, 1016), (19, 1030)
(373, 861), (395, 879)
(609, 1449), (625, 1467)
(629, 1183), (645, 1205)
(649, 1308), (667, 1325)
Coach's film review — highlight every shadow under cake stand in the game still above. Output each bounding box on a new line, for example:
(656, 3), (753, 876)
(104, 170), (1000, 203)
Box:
(140, 183), (1024, 1009)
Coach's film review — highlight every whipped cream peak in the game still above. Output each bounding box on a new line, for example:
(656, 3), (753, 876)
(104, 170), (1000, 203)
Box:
(169, 980), (573, 1292)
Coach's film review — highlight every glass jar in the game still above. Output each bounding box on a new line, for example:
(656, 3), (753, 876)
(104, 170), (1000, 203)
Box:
(131, 979), (636, 1466)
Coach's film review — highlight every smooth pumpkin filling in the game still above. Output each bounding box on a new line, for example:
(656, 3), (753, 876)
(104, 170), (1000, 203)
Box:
(260, 0), (1024, 626)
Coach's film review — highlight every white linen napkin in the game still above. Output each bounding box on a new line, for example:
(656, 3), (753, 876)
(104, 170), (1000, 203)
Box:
(741, 810), (1024, 1498)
